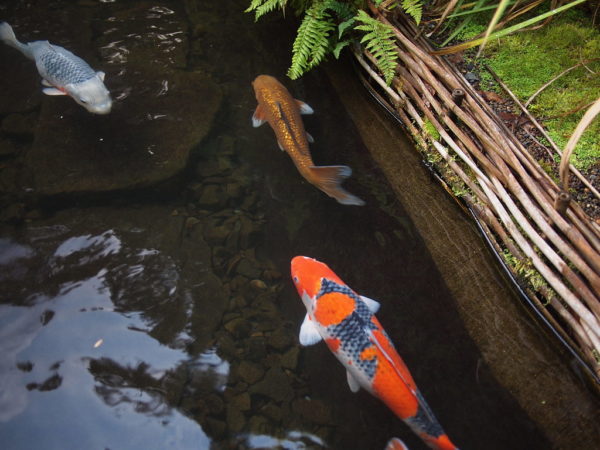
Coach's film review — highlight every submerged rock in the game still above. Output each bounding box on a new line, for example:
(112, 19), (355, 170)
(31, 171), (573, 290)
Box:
(246, 415), (272, 435)
(249, 366), (294, 403)
(292, 398), (332, 426)
(0, 47), (41, 115)
(2, 113), (37, 137)
(236, 361), (265, 385)
(25, 69), (221, 196)
(280, 347), (299, 371)
(226, 406), (246, 433)
(0, 139), (21, 157)
(235, 257), (262, 279)
(259, 403), (283, 422)
(204, 417), (226, 439)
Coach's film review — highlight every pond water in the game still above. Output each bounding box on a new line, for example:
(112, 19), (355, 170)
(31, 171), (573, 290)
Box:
(0, 1), (597, 450)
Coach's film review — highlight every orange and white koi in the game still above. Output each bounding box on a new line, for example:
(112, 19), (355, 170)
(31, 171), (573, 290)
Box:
(251, 75), (364, 206)
(290, 256), (459, 450)
(386, 438), (410, 450)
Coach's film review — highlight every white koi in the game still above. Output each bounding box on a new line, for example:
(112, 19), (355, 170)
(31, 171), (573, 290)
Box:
(0, 22), (112, 114)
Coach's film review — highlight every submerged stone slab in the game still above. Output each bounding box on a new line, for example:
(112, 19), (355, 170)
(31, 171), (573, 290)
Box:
(21, 1), (222, 196)
(25, 70), (221, 195)
(0, 48), (41, 115)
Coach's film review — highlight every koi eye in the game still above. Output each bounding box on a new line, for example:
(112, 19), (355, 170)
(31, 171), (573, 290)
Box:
(293, 276), (299, 284)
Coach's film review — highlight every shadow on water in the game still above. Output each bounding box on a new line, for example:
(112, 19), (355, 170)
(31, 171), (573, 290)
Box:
(0, 1), (596, 449)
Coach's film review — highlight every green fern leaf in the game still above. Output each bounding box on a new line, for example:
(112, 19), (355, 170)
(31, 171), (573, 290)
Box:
(287, 1), (336, 79)
(338, 17), (355, 38)
(324, 0), (355, 20)
(401, 0), (423, 25)
(354, 10), (398, 85)
(246, 0), (288, 21)
(333, 40), (351, 58)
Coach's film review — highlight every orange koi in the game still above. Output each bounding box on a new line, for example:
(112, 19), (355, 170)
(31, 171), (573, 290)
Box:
(251, 75), (364, 206)
(290, 256), (459, 450)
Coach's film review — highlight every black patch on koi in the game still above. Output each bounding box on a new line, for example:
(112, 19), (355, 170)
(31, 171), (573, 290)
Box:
(318, 279), (379, 380)
(405, 391), (445, 438)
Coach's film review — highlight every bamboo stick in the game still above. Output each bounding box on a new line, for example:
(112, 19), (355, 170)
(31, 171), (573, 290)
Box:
(357, 2), (600, 374)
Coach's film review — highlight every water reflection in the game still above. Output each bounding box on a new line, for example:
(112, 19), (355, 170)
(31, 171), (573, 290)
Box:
(235, 430), (326, 449)
(0, 0), (597, 449)
(0, 230), (214, 449)
(193, 348), (230, 393)
(0, 239), (33, 265)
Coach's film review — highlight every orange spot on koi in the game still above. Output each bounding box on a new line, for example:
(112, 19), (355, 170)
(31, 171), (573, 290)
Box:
(360, 346), (377, 361)
(369, 326), (419, 420)
(325, 337), (341, 352)
(314, 292), (355, 326)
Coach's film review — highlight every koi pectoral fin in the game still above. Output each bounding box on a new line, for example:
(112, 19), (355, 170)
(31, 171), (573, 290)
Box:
(42, 87), (67, 96)
(346, 370), (361, 393)
(252, 104), (267, 127)
(299, 313), (322, 346)
(360, 295), (380, 313)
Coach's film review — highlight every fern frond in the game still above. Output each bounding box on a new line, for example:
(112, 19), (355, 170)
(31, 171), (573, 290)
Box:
(287, 1), (337, 79)
(333, 40), (351, 58)
(246, 0), (288, 21)
(401, 0), (423, 25)
(354, 10), (398, 85)
(338, 17), (355, 39)
(324, 0), (355, 20)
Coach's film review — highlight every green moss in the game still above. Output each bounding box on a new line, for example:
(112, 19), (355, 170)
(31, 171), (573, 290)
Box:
(502, 249), (548, 296)
(483, 14), (600, 170)
(423, 118), (441, 141)
(454, 21), (487, 42)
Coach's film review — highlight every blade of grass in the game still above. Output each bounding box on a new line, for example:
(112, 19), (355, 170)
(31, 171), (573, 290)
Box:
(432, 0), (588, 55)
(443, 0), (518, 19)
(476, 0), (513, 57)
(441, 0), (488, 46)
(559, 97), (600, 191)
(432, 0), (461, 34)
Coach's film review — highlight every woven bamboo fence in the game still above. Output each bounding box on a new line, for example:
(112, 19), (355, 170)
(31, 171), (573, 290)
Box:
(355, 1), (600, 387)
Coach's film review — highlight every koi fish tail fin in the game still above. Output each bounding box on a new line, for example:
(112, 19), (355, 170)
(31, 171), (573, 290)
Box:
(0, 22), (31, 58)
(421, 433), (459, 450)
(406, 395), (459, 450)
(385, 437), (409, 450)
(309, 165), (365, 206)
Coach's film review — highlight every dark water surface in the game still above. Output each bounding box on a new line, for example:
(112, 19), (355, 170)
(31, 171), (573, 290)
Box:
(0, 1), (597, 449)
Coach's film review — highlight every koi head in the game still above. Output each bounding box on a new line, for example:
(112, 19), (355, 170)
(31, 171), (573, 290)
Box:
(66, 72), (112, 114)
(251, 74), (277, 91)
(385, 438), (409, 450)
(290, 256), (347, 311)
